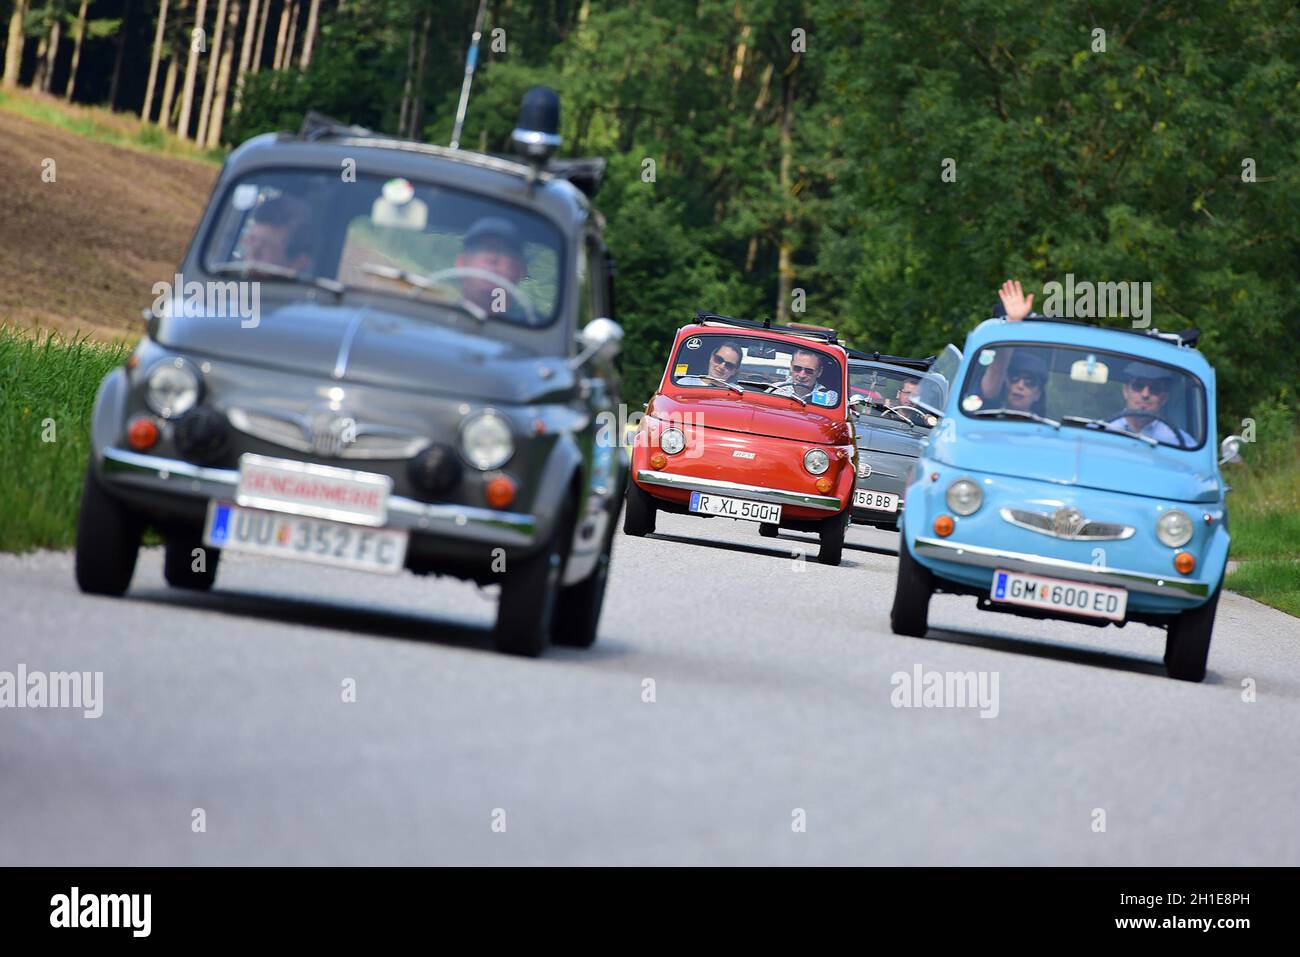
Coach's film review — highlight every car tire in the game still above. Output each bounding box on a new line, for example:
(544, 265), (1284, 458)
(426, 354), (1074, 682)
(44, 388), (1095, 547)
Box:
(1164, 586), (1220, 682)
(493, 496), (576, 657)
(552, 500), (619, 649)
(890, 534), (934, 637)
(163, 532), (220, 591)
(622, 476), (656, 537)
(74, 460), (143, 597)
(758, 522), (779, 538)
(817, 511), (848, 566)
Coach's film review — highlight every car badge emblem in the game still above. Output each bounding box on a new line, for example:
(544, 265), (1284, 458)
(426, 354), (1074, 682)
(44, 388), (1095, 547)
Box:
(1052, 507), (1085, 539)
(306, 413), (357, 457)
(733, 450), (755, 459)
(859, 462), (872, 478)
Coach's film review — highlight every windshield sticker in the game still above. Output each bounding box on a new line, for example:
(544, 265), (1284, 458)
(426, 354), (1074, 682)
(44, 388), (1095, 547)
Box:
(685, 337), (702, 350)
(811, 389), (839, 406)
(674, 363), (689, 376)
(232, 184), (258, 210)
(978, 350), (995, 366)
(962, 394), (984, 411)
(382, 178), (415, 205)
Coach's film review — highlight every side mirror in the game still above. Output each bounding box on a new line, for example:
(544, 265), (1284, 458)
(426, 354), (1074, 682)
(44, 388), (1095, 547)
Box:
(1219, 434), (1243, 466)
(570, 317), (623, 369)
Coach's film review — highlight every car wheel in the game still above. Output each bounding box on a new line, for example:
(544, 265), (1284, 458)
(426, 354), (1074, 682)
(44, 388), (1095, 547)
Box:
(890, 534), (933, 637)
(817, 511), (848, 566)
(552, 500), (619, 649)
(74, 460), (143, 597)
(758, 522), (779, 538)
(622, 476), (656, 537)
(493, 496), (576, 657)
(1164, 586), (1220, 682)
(163, 532), (220, 591)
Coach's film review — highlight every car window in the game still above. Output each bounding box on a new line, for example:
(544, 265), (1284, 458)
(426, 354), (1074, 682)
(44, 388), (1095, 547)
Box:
(669, 333), (843, 409)
(959, 342), (1207, 449)
(849, 363), (944, 428)
(202, 168), (565, 327)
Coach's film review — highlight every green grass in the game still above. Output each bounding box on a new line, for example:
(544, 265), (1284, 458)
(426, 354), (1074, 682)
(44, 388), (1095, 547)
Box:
(0, 327), (130, 552)
(1226, 561), (1300, 618)
(1222, 428), (1300, 615)
(0, 88), (225, 165)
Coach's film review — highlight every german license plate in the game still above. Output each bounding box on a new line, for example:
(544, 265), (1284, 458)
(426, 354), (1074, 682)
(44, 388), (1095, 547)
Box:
(990, 569), (1127, 621)
(688, 491), (781, 523)
(235, 453), (392, 526)
(854, 489), (898, 511)
(203, 501), (408, 575)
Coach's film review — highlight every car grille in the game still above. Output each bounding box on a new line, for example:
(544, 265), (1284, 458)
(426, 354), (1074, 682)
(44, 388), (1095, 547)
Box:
(227, 407), (431, 460)
(999, 506), (1135, 541)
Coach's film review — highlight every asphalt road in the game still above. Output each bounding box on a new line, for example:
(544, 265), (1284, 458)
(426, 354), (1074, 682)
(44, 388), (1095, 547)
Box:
(2, 513), (1298, 865)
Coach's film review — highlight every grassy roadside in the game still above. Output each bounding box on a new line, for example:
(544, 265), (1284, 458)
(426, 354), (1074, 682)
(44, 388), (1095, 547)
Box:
(0, 88), (225, 165)
(0, 328), (129, 552)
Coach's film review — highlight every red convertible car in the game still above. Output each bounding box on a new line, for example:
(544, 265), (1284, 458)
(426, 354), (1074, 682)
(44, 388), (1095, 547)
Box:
(624, 313), (856, 564)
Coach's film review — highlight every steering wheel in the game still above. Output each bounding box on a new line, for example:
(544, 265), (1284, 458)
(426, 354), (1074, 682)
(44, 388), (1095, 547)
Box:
(1114, 410), (1192, 448)
(414, 267), (539, 327)
(885, 404), (929, 425)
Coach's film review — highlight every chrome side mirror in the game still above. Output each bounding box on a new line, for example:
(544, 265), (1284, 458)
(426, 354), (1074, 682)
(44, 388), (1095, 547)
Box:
(569, 317), (623, 369)
(1219, 434), (1243, 466)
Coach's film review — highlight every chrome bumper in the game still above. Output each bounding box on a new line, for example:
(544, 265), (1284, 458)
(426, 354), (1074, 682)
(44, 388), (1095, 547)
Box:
(101, 447), (536, 547)
(635, 469), (842, 511)
(912, 536), (1210, 600)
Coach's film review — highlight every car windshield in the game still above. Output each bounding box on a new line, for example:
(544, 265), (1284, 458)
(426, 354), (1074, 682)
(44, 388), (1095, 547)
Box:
(201, 168), (564, 326)
(669, 333), (843, 410)
(958, 342), (1207, 449)
(849, 362), (945, 428)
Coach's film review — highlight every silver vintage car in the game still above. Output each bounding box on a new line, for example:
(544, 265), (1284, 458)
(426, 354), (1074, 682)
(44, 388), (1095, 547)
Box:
(75, 88), (627, 657)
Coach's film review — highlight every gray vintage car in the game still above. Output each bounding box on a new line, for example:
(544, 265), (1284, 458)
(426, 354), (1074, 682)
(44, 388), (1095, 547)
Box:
(847, 348), (957, 529)
(75, 88), (627, 657)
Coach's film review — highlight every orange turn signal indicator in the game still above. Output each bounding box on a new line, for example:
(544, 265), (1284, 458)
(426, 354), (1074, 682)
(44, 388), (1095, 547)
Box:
(649, 452), (667, 470)
(485, 475), (517, 509)
(815, 477), (833, 494)
(127, 416), (159, 450)
(934, 514), (955, 537)
(1174, 551), (1196, 575)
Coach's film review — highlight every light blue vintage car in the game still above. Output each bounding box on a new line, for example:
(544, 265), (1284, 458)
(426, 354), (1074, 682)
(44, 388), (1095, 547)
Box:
(891, 316), (1243, 682)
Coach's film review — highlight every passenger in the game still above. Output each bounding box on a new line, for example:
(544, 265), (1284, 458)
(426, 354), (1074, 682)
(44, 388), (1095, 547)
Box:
(678, 340), (743, 387)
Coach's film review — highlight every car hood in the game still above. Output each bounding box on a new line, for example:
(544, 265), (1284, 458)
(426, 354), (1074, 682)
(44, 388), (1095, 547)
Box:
(928, 422), (1222, 503)
(651, 392), (850, 445)
(855, 422), (927, 456)
(155, 301), (571, 403)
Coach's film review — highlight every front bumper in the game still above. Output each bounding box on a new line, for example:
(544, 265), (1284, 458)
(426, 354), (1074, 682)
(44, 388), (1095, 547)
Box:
(912, 535), (1213, 604)
(634, 469), (843, 511)
(101, 446), (536, 547)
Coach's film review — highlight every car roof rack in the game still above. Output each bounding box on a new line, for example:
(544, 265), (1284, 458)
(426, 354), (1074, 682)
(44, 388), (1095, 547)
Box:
(845, 348), (936, 371)
(693, 311), (840, 344)
(1018, 314), (1201, 349)
(298, 111), (377, 142)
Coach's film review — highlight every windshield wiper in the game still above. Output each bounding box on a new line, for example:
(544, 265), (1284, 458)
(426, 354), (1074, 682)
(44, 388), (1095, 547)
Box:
(210, 261), (345, 298)
(359, 263), (488, 323)
(738, 379), (808, 406)
(970, 407), (1061, 428)
(691, 374), (744, 394)
(1061, 415), (1158, 446)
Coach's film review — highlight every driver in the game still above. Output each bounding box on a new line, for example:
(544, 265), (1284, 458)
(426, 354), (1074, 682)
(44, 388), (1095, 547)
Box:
(456, 217), (528, 317)
(240, 197), (312, 272)
(770, 349), (833, 400)
(896, 379), (920, 406)
(1107, 362), (1194, 446)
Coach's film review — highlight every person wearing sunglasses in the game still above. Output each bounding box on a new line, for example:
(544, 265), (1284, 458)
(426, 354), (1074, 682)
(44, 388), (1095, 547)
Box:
(679, 340), (743, 387)
(769, 349), (835, 402)
(1107, 362), (1194, 446)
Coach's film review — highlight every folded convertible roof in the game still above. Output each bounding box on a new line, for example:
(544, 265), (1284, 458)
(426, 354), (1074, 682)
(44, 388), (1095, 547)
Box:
(694, 311), (840, 344)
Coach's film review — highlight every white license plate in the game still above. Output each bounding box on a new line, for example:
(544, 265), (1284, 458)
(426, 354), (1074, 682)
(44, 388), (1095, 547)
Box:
(203, 501), (408, 575)
(235, 453), (392, 526)
(688, 491), (781, 524)
(854, 489), (898, 511)
(990, 569), (1127, 621)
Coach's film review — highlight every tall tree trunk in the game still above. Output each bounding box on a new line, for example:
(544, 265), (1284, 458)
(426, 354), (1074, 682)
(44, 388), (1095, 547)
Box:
(283, 0), (299, 69)
(205, 0), (239, 146)
(44, 16), (62, 93)
(272, 0), (291, 69)
(197, 0), (229, 144)
(231, 0), (259, 113)
(2, 0), (27, 89)
(32, 30), (49, 93)
(177, 0), (209, 139)
(64, 0), (89, 99)
(298, 0), (319, 68)
(252, 0), (270, 72)
(160, 47), (180, 129)
(108, 0), (133, 106)
(774, 68), (795, 325)
(397, 13), (418, 134)
(143, 0), (171, 119)
(406, 8), (431, 139)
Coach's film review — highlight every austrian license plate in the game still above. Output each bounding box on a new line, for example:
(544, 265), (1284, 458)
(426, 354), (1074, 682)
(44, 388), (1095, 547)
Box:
(990, 569), (1127, 621)
(203, 502), (408, 575)
(688, 491), (781, 524)
(854, 489), (898, 511)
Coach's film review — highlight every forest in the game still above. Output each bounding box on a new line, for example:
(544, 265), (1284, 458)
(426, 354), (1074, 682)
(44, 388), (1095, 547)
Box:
(2, 0), (1297, 418)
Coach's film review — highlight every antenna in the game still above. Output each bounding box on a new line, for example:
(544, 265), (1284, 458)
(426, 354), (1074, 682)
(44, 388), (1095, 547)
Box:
(450, 0), (490, 149)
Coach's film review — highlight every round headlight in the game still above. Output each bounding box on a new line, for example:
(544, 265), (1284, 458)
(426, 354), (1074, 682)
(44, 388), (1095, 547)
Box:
(945, 478), (983, 515)
(460, 412), (514, 470)
(804, 448), (830, 475)
(660, 428), (685, 455)
(1156, 509), (1193, 548)
(145, 359), (200, 418)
